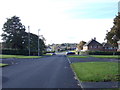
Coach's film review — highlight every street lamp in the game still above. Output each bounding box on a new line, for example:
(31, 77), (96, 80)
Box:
(28, 26), (30, 56)
(38, 29), (40, 56)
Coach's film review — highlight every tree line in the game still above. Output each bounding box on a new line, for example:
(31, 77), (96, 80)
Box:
(1, 16), (46, 55)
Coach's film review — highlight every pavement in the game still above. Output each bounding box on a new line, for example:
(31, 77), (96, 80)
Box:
(1, 55), (80, 88)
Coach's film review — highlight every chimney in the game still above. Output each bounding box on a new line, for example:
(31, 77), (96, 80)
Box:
(94, 37), (96, 40)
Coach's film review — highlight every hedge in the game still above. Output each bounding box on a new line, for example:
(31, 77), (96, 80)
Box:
(1, 49), (43, 56)
(81, 51), (120, 55)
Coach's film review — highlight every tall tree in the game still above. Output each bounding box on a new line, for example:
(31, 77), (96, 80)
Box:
(1, 16), (26, 49)
(29, 33), (46, 54)
(77, 41), (86, 50)
(105, 12), (120, 47)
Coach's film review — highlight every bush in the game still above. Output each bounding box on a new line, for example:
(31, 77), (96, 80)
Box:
(81, 51), (120, 55)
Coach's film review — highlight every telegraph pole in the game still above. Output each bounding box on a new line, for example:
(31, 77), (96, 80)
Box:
(28, 26), (30, 56)
(38, 29), (40, 56)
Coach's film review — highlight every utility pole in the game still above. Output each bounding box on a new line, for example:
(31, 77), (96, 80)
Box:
(38, 29), (40, 56)
(28, 26), (30, 56)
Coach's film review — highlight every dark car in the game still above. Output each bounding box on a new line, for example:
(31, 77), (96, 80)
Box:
(52, 53), (56, 55)
(66, 52), (75, 55)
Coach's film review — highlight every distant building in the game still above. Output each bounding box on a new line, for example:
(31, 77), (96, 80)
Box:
(82, 38), (117, 52)
(117, 40), (120, 51)
(0, 42), (6, 50)
(46, 46), (53, 52)
(46, 43), (77, 52)
(83, 38), (103, 51)
(0, 43), (2, 50)
(102, 43), (117, 52)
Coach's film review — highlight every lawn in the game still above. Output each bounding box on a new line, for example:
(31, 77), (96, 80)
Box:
(90, 55), (119, 59)
(71, 62), (119, 82)
(0, 55), (42, 59)
(0, 63), (8, 67)
(68, 55), (88, 58)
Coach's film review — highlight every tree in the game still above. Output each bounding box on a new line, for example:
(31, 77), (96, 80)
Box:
(1, 16), (46, 55)
(1, 16), (26, 49)
(105, 13), (120, 47)
(29, 33), (46, 54)
(77, 41), (86, 50)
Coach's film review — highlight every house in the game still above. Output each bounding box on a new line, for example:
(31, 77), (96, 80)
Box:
(46, 43), (77, 52)
(82, 38), (117, 52)
(0, 43), (2, 50)
(83, 38), (103, 51)
(117, 40), (120, 51)
(102, 43), (117, 52)
(0, 42), (6, 50)
(46, 46), (53, 52)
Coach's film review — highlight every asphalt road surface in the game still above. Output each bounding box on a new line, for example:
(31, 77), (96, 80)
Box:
(2, 55), (80, 88)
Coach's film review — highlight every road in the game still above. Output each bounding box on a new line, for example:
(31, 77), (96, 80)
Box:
(2, 55), (80, 88)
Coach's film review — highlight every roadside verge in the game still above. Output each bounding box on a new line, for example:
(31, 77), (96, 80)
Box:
(66, 56), (120, 89)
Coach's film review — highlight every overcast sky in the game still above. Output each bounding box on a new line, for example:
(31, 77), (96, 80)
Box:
(0, 0), (119, 44)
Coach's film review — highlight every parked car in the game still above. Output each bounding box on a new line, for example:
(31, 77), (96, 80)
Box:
(52, 53), (56, 55)
(66, 51), (75, 55)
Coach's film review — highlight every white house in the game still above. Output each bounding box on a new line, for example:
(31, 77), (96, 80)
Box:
(117, 40), (120, 51)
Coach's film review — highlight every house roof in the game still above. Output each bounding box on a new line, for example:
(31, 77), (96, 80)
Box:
(102, 43), (114, 47)
(84, 39), (102, 46)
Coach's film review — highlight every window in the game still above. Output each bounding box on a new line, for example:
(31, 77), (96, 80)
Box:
(91, 46), (93, 48)
(94, 46), (97, 48)
(97, 45), (98, 48)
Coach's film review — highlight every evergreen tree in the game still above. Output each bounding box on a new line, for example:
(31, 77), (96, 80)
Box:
(105, 13), (120, 47)
(2, 16), (26, 49)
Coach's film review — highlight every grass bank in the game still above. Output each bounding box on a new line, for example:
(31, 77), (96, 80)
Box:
(0, 55), (42, 59)
(68, 55), (88, 58)
(90, 55), (119, 59)
(71, 62), (119, 82)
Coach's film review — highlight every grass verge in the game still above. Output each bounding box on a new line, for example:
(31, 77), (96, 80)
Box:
(71, 62), (119, 82)
(0, 63), (9, 67)
(43, 54), (53, 56)
(68, 55), (88, 58)
(90, 55), (119, 59)
(0, 55), (42, 59)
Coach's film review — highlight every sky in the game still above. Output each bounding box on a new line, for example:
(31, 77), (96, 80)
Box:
(0, 0), (119, 45)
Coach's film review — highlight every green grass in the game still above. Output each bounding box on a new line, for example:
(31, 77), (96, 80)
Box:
(90, 55), (119, 59)
(0, 55), (42, 59)
(68, 55), (88, 58)
(0, 63), (9, 67)
(71, 62), (119, 82)
(43, 54), (53, 56)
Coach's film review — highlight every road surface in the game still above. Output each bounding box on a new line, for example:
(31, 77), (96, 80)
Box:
(2, 55), (80, 88)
